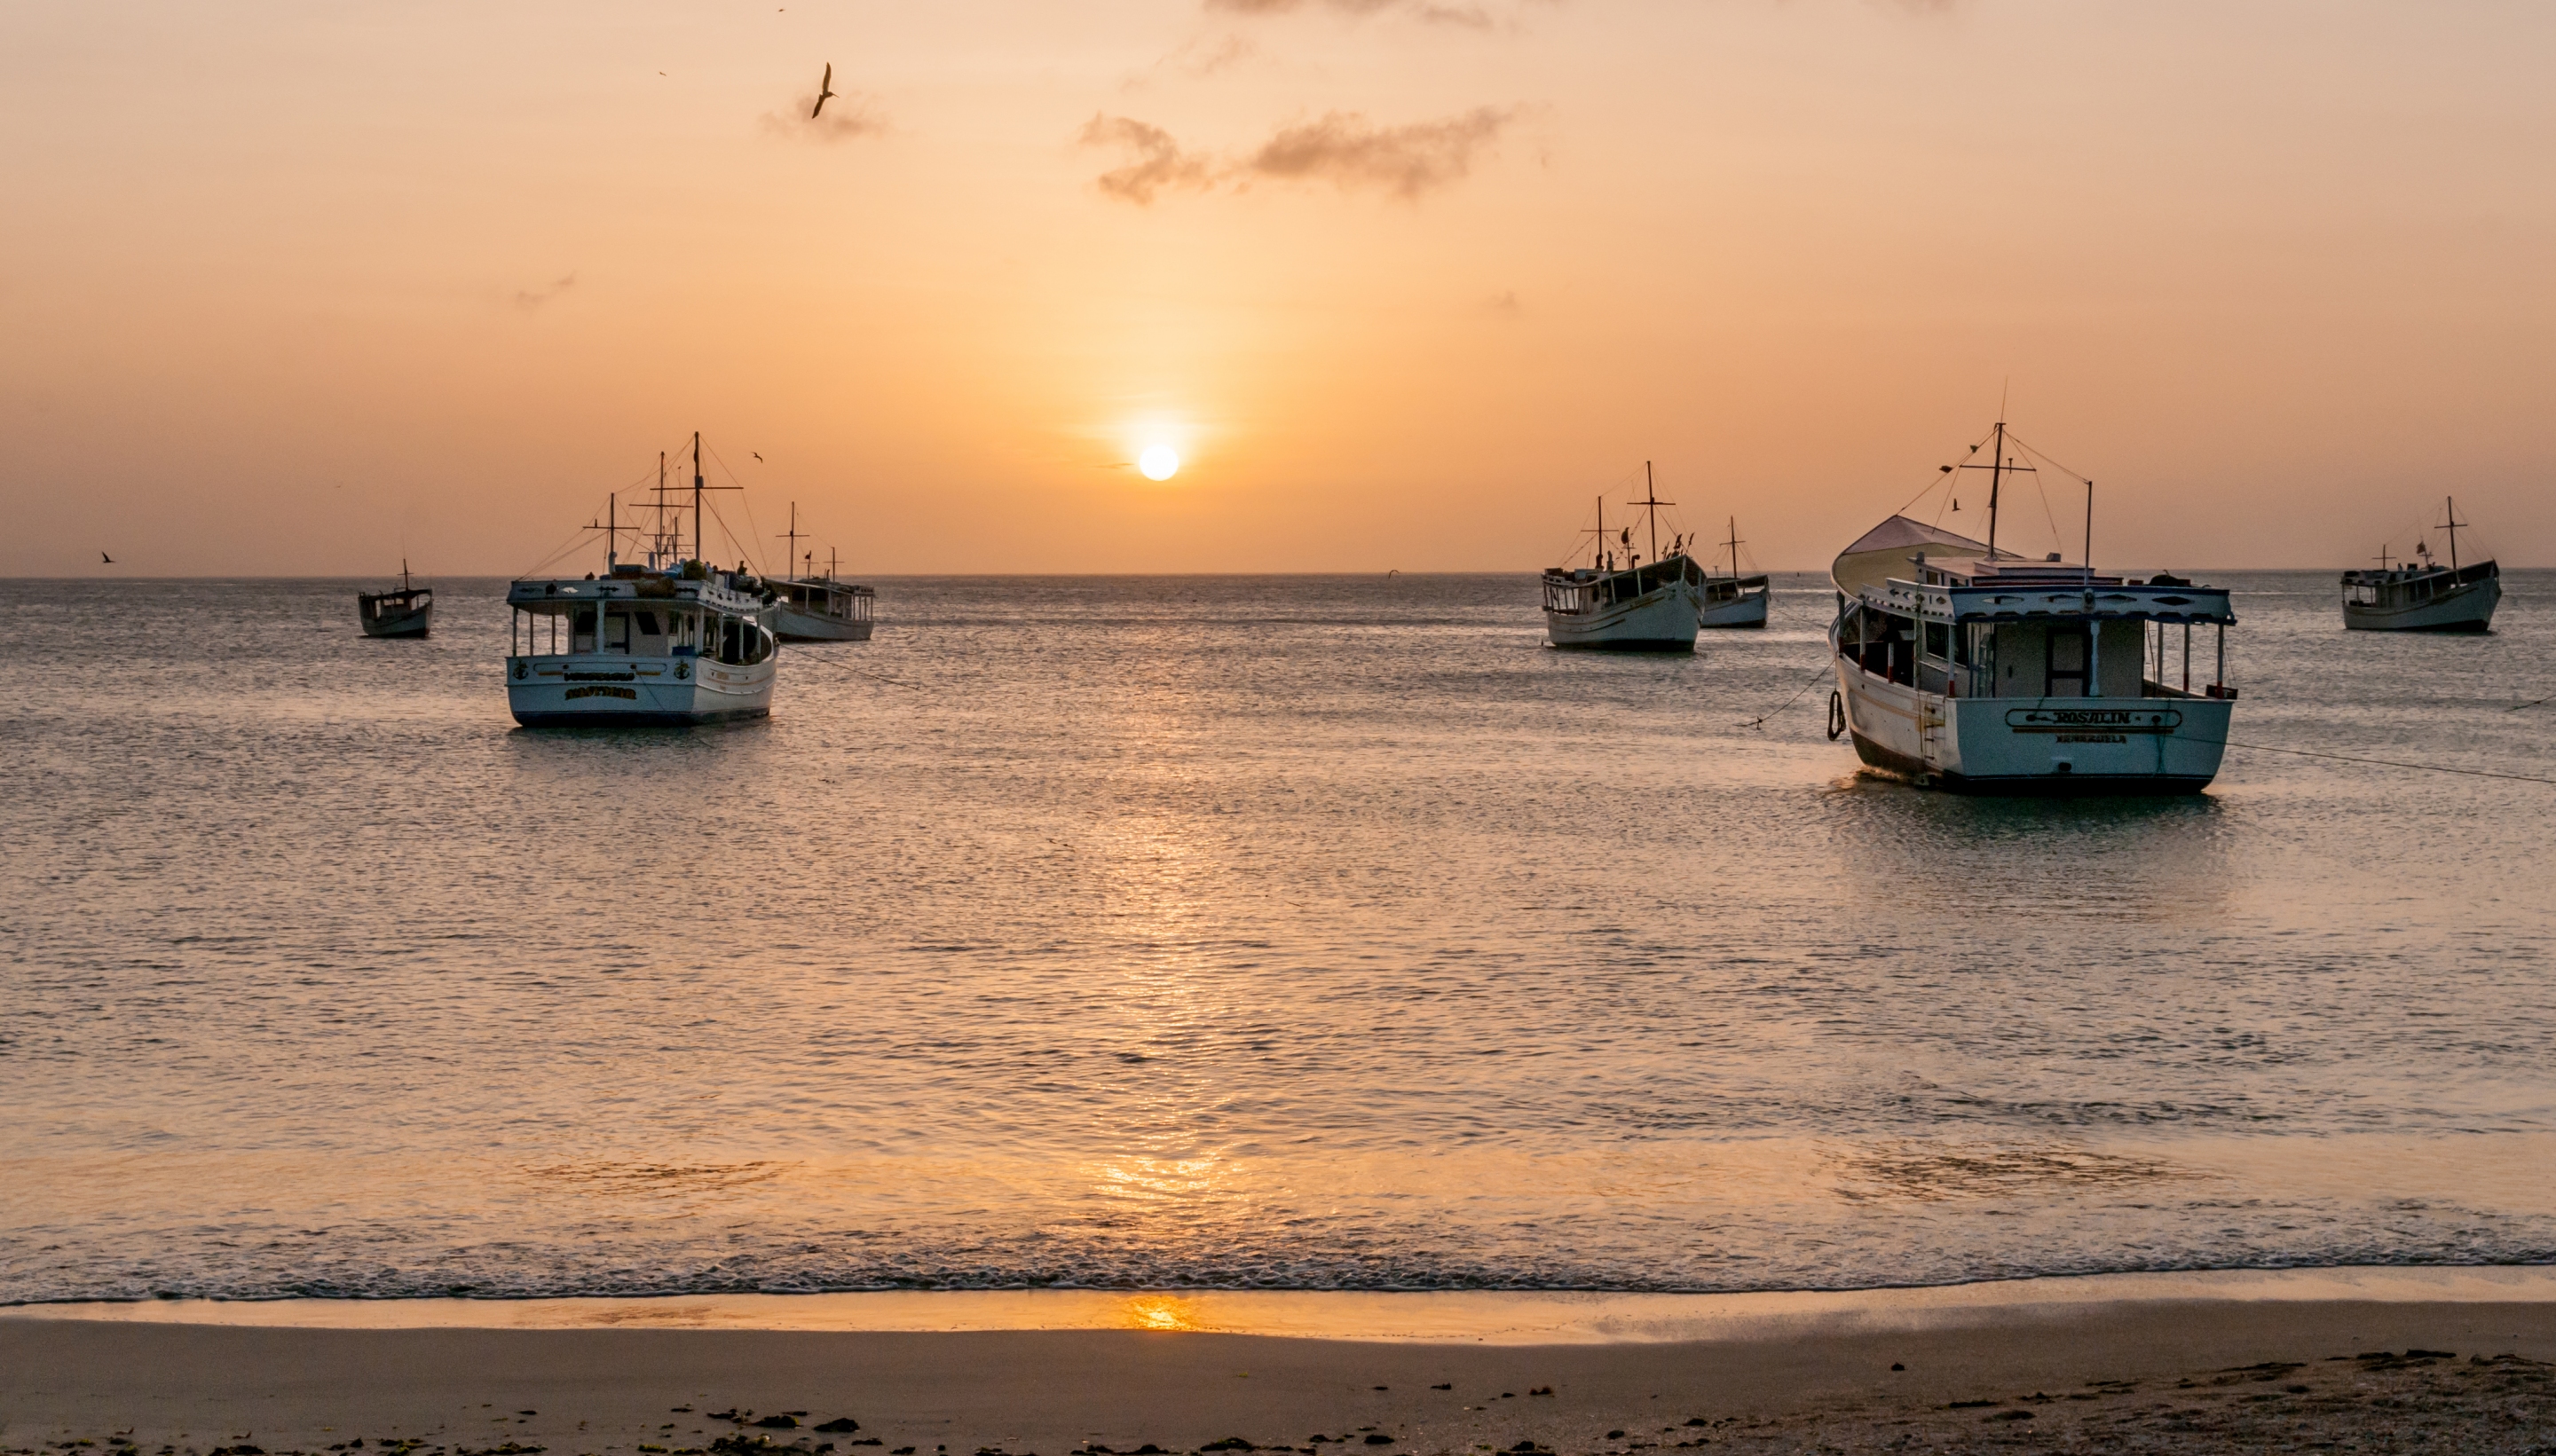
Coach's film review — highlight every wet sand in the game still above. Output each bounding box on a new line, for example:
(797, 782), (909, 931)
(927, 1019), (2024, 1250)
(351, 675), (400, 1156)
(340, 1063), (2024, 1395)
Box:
(5, 1296), (2554, 1455)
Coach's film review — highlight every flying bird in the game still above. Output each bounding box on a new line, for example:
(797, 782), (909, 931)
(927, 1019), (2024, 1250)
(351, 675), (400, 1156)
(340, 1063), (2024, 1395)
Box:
(811, 63), (836, 120)
(100, 551), (114, 564)
(753, 452), (764, 462)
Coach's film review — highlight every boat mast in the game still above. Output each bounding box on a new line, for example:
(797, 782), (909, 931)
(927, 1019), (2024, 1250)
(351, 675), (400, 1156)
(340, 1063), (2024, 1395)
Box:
(1987, 421), (2004, 559)
(2444, 496), (2465, 571)
(692, 431), (705, 568)
(1725, 516), (1741, 579)
(780, 503), (804, 581)
(1642, 460), (1661, 566)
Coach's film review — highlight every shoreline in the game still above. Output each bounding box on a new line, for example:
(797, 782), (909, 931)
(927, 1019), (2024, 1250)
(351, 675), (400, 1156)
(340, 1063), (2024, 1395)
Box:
(11, 1266), (2556, 1341)
(6, 1287), (2555, 1455)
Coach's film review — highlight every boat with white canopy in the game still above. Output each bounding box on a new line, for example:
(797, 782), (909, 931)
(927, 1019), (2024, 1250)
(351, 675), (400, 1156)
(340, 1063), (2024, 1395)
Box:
(1826, 421), (2239, 794)
(505, 434), (779, 727)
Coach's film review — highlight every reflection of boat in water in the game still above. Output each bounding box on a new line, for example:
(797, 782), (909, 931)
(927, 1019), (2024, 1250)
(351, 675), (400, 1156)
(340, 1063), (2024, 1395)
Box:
(358, 561), (433, 638)
(504, 434), (779, 728)
(1827, 421), (2238, 795)
(1542, 465), (1703, 652)
(768, 506), (875, 642)
(2342, 498), (2499, 633)
(1697, 516), (1770, 629)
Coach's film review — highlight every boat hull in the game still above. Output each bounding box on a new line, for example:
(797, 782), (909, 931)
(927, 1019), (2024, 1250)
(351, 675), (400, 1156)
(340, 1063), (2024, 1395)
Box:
(1697, 587), (1769, 628)
(359, 604), (432, 638)
(1833, 657), (2229, 796)
(2342, 577), (2498, 633)
(771, 603), (873, 642)
(506, 654), (774, 727)
(1546, 580), (1702, 651)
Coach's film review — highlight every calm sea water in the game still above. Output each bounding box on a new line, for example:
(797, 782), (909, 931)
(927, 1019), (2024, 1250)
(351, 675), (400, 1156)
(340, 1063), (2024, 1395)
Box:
(3, 571), (2553, 1304)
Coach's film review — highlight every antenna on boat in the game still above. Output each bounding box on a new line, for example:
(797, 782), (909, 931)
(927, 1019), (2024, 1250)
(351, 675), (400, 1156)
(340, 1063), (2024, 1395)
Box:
(1582, 495), (1608, 570)
(1636, 461), (1673, 566)
(2442, 495), (2466, 571)
(778, 502), (805, 580)
(1959, 420), (2034, 559)
(2084, 479), (2094, 589)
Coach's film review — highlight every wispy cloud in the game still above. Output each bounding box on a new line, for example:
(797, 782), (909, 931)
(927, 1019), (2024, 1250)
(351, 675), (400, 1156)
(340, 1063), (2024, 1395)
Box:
(761, 91), (894, 144)
(1206, 0), (1493, 27)
(515, 274), (575, 311)
(1079, 106), (1520, 204)
(1078, 114), (1219, 204)
(1246, 106), (1514, 197)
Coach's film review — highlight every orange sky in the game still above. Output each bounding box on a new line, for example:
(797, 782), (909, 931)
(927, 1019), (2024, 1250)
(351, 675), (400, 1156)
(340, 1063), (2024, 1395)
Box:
(4, 0), (2551, 575)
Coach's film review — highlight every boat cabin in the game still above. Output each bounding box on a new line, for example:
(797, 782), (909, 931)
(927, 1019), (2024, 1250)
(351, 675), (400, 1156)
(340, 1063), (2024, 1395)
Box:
(1833, 519), (2235, 703)
(506, 565), (774, 667)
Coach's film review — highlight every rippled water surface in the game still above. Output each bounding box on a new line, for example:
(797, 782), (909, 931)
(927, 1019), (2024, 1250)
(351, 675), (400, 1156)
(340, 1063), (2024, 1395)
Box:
(4, 571), (2553, 1303)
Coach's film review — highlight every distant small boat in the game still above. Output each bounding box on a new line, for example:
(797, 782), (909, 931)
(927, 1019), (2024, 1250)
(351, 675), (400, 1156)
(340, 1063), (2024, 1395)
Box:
(1542, 464), (1704, 652)
(769, 507), (875, 642)
(359, 561), (433, 638)
(1697, 516), (1771, 629)
(2342, 498), (2499, 633)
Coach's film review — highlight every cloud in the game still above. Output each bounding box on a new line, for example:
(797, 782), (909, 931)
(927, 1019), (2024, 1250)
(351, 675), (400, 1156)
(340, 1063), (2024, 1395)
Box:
(515, 274), (575, 311)
(1080, 106), (1519, 204)
(761, 91), (893, 143)
(1077, 114), (1219, 204)
(1206, 0), (1493, 26)
(1243, 106), (1516, 197)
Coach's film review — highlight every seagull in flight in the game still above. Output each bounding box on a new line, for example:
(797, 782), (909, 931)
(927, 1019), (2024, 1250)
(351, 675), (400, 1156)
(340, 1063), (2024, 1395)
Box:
(811, 63), (836, 119)
(100, 551), (114, 564)
(753, 452), (764, 462)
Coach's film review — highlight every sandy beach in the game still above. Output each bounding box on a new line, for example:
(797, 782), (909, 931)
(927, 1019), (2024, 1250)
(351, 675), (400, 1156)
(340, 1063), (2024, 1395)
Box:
(7, 1285), (2554, 1455)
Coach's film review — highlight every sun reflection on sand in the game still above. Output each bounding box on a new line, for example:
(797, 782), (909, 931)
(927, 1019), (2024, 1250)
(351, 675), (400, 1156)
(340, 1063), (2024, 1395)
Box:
(1119, 1294), (1208, 1331)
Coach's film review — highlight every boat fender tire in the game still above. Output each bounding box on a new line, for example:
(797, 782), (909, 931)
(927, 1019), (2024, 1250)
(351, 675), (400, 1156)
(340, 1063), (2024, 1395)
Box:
(1826, 689), (1846, 742)
(676, 660), (690, 681)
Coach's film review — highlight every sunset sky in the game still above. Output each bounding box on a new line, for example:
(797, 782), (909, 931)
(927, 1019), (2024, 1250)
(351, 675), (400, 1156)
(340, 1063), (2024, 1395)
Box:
(4, 0), (2550, 575)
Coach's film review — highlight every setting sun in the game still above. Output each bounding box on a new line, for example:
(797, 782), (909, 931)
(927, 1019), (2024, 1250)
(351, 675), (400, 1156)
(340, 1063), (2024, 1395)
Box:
(1138, 445), (1180, 482)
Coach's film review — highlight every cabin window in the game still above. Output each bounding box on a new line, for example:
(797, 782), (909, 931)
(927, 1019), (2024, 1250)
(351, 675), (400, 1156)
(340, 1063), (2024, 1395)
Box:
(2046, 627), (2087, 697)
(571, 606), (597, 653)
(1923, 622), (1949, 660)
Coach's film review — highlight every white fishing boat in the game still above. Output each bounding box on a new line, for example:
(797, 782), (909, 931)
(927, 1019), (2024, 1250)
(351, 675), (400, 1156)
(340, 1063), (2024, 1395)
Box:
(1826, 421), (2238, 795)
(2341, 498), (2499, 633)
(357, 560), (433, 638)
(504, 435), (779, 728)
(769, 507), (876, 642)
(1697, 516), (1771, 629)
(1542, 465), (1705, 652)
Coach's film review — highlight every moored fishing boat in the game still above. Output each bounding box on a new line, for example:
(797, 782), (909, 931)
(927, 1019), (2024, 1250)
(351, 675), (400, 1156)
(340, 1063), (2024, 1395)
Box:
(357, 561), (433, 638)
(2341, 498), (2499, 633)
(1542, 465), (1705, 651)
(769, 506), (876, 642)
(1827, 421), (2238, 795)
(1697, 516), (1771, 628)
(504, 435), (779, 727)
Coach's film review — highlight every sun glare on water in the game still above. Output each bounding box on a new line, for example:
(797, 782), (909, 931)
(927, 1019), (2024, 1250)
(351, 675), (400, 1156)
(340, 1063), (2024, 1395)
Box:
(1139, 445), (1180, 481)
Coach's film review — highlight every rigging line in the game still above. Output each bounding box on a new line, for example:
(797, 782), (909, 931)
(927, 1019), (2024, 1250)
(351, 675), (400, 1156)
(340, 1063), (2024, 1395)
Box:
(702, 443), (769, 576)
(1737, 659), (1836, 730)
(1894, 426), (1998, 516)
(2507, 697), (2552, 712)
(2210, 737), (2556, 786)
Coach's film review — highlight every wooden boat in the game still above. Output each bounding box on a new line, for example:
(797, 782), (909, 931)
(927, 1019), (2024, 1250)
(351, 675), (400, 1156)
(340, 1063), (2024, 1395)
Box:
(1697, 516), (1771, 628)
(1827, 421), (2238, 795)
(1542, 465), (1704, 651)
(2341, 499), (2499, 632)
(769, 508), (876, 642)
(358, 562), (433, 638)
(504, 434), (779, 727)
